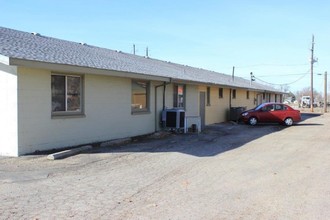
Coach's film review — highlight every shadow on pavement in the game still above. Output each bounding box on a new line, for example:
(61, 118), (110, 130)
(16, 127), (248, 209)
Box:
(295, 123), (323, 126)
(296, 113), (323, 126)
(89, 113), (322, 157)
(300, 113), (322, 121)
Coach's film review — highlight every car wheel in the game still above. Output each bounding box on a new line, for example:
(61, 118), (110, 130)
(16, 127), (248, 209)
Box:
(284, 117), (293, 126)
(249, 117), (258, 126)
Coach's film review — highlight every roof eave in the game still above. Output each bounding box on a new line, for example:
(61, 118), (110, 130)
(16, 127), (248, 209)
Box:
(9, 58), (171, 82)
(7, 57), (283, 94)
(171, 78), (283, 94)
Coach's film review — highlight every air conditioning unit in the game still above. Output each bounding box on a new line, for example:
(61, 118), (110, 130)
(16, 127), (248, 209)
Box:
(163, 108), (185, 130)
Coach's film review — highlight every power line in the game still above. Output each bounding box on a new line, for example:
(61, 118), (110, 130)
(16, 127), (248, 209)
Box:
(254, 69), (310, 86)
(234, 63), (309, 68)
(257, 72), (324, 77)
(257, 73), (308, 77)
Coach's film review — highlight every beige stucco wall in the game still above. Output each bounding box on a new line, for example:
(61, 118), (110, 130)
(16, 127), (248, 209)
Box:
(17, 67), (157, 155)
(0, 63), (18, 156)
(201, 87), (261, 125)
(254, 92), (283, 105)
(198, 86), (231, 125)
(206, 87), (228, 124)
(8, 65), (282, 156)
(231, 89), (256, 109)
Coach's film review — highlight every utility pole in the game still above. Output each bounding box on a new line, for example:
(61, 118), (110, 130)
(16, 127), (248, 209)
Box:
(310, 35), (315, 112)
(324, 71), (328, 113)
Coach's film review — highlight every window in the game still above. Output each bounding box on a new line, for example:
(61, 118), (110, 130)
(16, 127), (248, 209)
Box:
(232, 89), (236, 99)
(131, 80), (149, 113)
(219, 88), (223, 98)
(207, 87), (211, 106)
(246, 91), (250, 99)
(173, 84), (185, 108)
(275, 104), (283, 111)
(262, 104), (274, 112)
(51, 74), (82, 115)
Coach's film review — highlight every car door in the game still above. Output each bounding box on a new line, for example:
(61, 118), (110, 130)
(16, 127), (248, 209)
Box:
(258, 104), (275, 122)
(270, 104), (285, 122)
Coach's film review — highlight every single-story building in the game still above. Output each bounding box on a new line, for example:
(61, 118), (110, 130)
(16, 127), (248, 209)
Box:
(0, 26), (283, 156)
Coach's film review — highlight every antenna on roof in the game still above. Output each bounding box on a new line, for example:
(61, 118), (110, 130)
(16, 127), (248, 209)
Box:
(232, 66), (235, 82)
(146, 47), (149, 58)
(133, 44), (136, 55)
(31, 32), (40, 36)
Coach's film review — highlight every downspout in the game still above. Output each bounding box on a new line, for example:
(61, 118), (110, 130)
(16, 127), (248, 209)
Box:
(229, 88), (232, 121)
(154, 79), (172, 132)
(162, 82), (166, 111)
(229, 88), (232, 108)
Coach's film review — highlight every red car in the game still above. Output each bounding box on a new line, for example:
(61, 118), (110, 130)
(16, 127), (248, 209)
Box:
(240, 102), (301, 126)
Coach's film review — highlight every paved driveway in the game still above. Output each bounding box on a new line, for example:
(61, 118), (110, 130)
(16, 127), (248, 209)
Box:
(1, 113), (330, 219)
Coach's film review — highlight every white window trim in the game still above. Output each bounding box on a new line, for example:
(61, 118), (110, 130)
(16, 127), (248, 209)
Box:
(131, 80), (150, 114)
(173, 84), (186, 109)
(51, 73), (84, 118)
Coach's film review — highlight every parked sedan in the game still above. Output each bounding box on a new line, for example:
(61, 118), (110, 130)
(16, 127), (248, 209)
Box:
(240, 103), (301, 126)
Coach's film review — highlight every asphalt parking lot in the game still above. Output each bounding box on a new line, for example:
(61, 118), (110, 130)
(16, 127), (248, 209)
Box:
(1, 113), (330, 219)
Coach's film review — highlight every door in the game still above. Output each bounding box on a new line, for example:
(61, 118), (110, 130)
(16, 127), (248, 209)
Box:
(257, 94), (263, 105)
(199, 92), (206, 130)
(270, 104), (286, 122)
(259, 104), (276, 122)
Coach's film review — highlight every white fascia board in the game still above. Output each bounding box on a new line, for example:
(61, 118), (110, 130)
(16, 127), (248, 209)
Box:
(9, 58), (171, 82)
(0, 55), (10, 65)
(172, 78), (282, 94)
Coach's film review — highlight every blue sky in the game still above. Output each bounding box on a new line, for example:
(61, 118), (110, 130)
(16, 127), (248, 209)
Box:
(1, 0), (329, 93)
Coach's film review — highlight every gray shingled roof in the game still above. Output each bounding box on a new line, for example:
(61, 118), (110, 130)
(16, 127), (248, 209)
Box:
(0, 26), (280, 92)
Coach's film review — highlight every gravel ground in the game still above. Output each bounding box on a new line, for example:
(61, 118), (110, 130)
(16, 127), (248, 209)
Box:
(0, 113), (329, 219)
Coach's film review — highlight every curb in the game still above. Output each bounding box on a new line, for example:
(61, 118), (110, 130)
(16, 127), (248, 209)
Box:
(47, 145), (93, 160)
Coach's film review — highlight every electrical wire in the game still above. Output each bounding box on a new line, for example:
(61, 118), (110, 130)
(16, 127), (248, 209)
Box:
(254, 69), (310, 86)
(256, 72), (324, 78)
(234, 63), (309, 68)
(257, 73), (308, 77)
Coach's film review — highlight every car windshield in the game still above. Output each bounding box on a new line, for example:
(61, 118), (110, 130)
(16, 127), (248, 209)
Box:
(255, 103), (267, 111)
